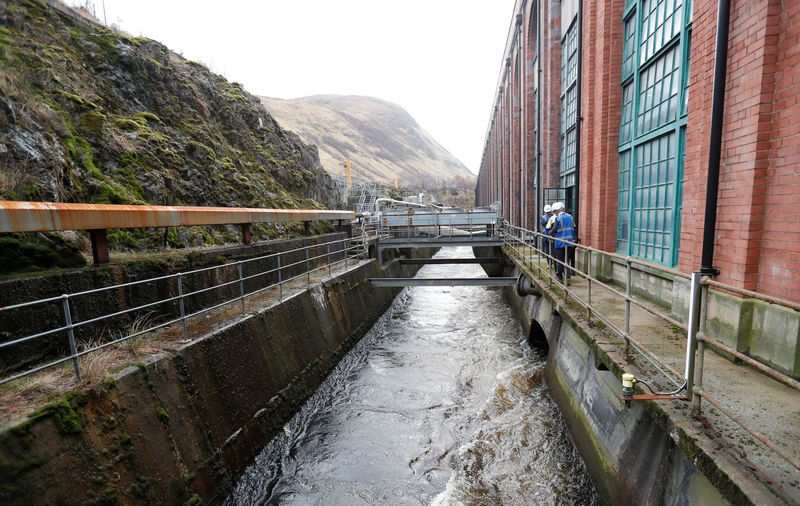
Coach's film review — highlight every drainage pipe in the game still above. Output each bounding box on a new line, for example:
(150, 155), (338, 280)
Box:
(699, 0), (731, 276)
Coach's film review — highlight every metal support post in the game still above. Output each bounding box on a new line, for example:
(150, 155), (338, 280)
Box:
(238, 263), (245, 313)
(692, 277), (709, 414)
(587, 249), (592, 321)
(89, 229), (110, 265)
(62, 294), (81, 380)
(685, 271), (703, 409)
(624, 258), (632, 358)
(278, 255), (283, 300)
(177, 273), (187, 339)
(327, 243), (331, 277)
(305, 248), (311, 283)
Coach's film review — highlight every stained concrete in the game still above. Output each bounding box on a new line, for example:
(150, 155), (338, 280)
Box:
(503, 249), (800, 505)
(0, 255), (424, 505)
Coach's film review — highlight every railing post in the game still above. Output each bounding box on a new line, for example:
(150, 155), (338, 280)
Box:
(685, 271), (704, 413)
(624, 258), (632, 358)
(587, 248), (593, 321)
(238, 263), (245, 313)
(327, 243), (331, 277)
(278, 254), (283, 300)
(177, 273), (187, 339)
(61, 294), (81, 381)
(305, 247), (311, 283)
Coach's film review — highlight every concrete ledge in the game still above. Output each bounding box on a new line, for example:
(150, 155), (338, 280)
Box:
(582, 250), (800, 378)
(503, 254), (780, 505)
(0, 256), (423, 504)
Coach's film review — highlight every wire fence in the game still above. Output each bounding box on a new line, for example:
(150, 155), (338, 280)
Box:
(0, 235), (368, 386)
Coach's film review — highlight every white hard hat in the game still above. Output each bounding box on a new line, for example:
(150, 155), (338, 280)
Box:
(544, 204), (551, 212)
(553, 202), (565, 211)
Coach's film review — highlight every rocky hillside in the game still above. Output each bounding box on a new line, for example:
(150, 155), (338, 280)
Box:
(0, 0), (338, 247)
(260, 95), (475, 186)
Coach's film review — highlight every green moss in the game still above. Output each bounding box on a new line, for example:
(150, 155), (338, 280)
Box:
(27, 393), (85, 435)
(118, 150), (140, 168)
(0, 456), (44, 478)
(112, 117), (143, 132)
(165, 227), (184, 249)
(94, 486), (117, 505)
(107, 229), (140, 250)
(156, 407), (169, 423)
(0, 232), (86, 275)
(137, 111), (164, 125)
(184, 494), (203, 506)
(54, 89), (99, 111)
(78, 110), (107, 138)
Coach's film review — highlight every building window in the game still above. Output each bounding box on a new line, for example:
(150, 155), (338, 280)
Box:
(617, 0), (692, 266)
(559, 19), (579, 212)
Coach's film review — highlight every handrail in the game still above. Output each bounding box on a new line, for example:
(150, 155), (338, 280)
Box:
(499, 222), (800, 494)
(0, 234), (367, 386)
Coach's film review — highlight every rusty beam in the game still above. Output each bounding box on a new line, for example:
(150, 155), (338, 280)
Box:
(0, 201), (355, 233)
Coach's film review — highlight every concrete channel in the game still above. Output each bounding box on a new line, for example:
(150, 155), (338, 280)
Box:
(0, 250), (431, 504)
(2, 236), (797, 504)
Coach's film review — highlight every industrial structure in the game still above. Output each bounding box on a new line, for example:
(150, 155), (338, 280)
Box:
(476, 0), (800, 303)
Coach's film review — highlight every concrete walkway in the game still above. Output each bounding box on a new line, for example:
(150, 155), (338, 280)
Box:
(509, 247), (800, 505)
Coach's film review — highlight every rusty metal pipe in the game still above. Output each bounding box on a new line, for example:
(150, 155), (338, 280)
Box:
(0, 200), (354, 233)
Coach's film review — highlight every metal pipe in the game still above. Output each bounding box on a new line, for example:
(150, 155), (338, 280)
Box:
(685, 271), (703, 402)
(699, 0), (731, 276)
(0, 200), (354, 233)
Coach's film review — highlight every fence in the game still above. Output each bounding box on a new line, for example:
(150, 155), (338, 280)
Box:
(0, 235), (367, 386)
(501, 223), (800, 500)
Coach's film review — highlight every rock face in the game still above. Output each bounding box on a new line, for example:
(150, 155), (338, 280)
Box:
(260, 95), (476, 186)
(0, 0), (338, 216)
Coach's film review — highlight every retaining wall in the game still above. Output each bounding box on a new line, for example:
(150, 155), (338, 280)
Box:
(502, 257), (777, 505)
(0, 254), (421, 505)
(0, 233), (348, 374)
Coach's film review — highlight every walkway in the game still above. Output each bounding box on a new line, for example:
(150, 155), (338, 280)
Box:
(508, 246), (800, 505)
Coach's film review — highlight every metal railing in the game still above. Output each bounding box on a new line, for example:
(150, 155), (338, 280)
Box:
(501, 223), (800, 499)
(0, 235), (368, 386)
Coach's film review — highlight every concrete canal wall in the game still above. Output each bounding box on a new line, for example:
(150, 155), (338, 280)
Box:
(0, 256), (424, 505)
(501, 255), (780, 505)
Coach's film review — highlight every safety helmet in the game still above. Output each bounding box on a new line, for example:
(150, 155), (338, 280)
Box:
(544, 204), (551, 212)
(552, 202), (565, 211)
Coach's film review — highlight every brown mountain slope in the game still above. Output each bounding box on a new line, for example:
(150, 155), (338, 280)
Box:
(259, 95), (475, 186)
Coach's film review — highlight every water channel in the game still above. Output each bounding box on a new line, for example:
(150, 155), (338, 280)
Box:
(226, 247), (598, 505)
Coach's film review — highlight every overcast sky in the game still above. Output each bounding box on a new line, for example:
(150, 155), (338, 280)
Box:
(74, 0), (516, 174)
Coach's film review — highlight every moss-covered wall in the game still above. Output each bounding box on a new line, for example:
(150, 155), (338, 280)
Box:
(0, 254), (424, 504)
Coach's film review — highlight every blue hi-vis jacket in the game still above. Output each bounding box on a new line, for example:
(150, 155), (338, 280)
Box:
(540, 213), (549, 230)
(551, 213), (575, 248)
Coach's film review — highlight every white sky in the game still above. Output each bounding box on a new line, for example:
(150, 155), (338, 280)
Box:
(76, 1), (517, 174)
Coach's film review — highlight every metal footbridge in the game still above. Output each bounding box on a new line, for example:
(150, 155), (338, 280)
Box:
(365, 206), (513, 288)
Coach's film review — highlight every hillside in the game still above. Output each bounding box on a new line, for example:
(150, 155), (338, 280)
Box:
(259, 95), (475, 187)
(0, 0), (339, 254)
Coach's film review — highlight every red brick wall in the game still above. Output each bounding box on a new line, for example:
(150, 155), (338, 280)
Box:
(682, 0), (799, 301)
(758, 0), (800, 300)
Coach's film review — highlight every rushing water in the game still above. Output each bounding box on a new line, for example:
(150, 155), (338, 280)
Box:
(226, 247), (598, 505)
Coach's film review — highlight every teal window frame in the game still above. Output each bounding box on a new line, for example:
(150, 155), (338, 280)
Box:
(617, 0), (692, 266)
(560, 19), (579, 211)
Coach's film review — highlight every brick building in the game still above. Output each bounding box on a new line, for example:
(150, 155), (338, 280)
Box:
(476, 0), (800, 303)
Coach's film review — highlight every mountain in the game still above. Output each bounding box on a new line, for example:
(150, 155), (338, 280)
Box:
(0, 0), (339, 251)
(259, 95), (475, 186)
